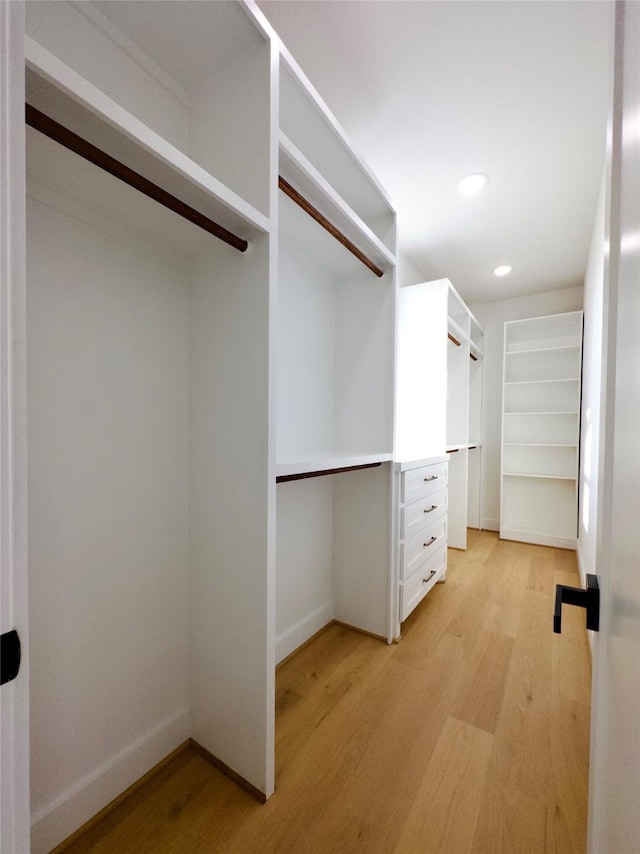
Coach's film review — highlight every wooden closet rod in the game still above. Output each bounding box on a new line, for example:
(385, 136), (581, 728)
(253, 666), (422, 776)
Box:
(278, 176), (384, 278)
(447, 332), (461, 347)
(25, 104), (248, 253)
(276, 462), (382, 483)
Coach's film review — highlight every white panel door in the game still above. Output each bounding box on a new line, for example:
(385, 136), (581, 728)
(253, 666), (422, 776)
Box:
(588, 2), (640, 850)
(0, 3), (30, 853)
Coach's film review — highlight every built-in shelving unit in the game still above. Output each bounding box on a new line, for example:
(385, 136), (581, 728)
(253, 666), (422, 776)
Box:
(12, 3), (399, 852)
(395, 278), (483, 575)
(500, 311), (583, 548)
(275, 45), (397, 662)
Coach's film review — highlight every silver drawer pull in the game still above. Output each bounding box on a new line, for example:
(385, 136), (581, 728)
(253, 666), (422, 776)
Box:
(424, 505), (438, 514)
(423, 475), (438, 482)
(423, 570), (437, 584)
(423, 536), (437, 548)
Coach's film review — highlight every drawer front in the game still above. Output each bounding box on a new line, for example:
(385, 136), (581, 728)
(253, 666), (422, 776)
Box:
(400, 545), (446, 621)
(400, 516), (447, 581)
(401, 461), (448, 504)
(401, 487), (447, 541)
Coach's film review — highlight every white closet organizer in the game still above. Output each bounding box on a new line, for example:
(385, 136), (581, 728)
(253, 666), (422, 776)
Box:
(12, 3), (398, 851)
(500, 311), (583, 548)
(275, 50), (398, 661)
(395, 278), (484, 554)
(22, 3), (275, 851)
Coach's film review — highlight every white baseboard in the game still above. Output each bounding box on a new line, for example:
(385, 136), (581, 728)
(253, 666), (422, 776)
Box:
(481, 517), (500, 532)
(276, 600), (334, 665)
(30, 706), (191, 854)
(499, 528), (577, 550)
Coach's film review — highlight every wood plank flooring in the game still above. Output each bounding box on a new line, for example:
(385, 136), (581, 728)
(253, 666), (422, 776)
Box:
(59, 531), (592, 853)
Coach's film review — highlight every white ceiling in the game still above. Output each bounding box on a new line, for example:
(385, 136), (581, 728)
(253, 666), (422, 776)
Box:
(257, 0), (614, 305)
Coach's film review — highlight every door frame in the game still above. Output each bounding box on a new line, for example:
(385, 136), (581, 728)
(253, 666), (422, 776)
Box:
(587, 1), (640, 850)
(0, 2), (30, 852)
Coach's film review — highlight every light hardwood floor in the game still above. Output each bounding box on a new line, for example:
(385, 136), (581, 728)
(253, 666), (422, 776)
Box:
(58, 531), (592, 853)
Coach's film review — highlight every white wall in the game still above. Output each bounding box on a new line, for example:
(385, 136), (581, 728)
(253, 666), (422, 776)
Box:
(397, 251), (426, 288)
(577, 174), (606, 584)
(470, 286), (584, 530)
(27, 192), (190, 853)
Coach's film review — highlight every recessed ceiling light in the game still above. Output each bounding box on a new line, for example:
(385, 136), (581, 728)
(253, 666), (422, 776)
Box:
(456, 173), (488, 196)
(494, 265), (512, 277)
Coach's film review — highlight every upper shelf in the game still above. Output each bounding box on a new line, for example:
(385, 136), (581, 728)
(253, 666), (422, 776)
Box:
(279, 133), (395, 279)
(278, 54), (396, 255)
(505, 311), (583, 352)
(24, 0), (272, 231)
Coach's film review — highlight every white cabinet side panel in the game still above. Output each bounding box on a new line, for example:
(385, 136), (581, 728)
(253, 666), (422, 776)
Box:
(332, 464), (391, 639)
(188, 236), (272, 795)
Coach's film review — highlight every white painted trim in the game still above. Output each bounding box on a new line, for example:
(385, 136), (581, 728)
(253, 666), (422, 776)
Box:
(30, 707), (191, 854)
(276, 601), (334, 665)
(500, 529), (577, 550)
(481, 517), (500, 532)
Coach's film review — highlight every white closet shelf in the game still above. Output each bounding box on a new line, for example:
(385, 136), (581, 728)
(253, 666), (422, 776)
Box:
(276, 452), (393, 480)
(504, 378), (579, 386)
(504, 442), (577, 448)
(503, 472), (578, 481)
(469, 340), (483, 360)
(279, 133), (395, 272)
(25, 38), (270, 244)
(505, 344), (581, 356)
(447, 316), (468, 347)
(504, 410), (579, 416)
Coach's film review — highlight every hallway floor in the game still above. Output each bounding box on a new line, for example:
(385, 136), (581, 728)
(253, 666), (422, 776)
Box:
(58, 531), (592, 853)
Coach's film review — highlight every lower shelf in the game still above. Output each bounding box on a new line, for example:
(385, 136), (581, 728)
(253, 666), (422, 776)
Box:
(500, 475), (577, 547)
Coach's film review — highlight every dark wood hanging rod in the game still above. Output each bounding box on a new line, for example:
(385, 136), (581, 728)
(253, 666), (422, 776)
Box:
(276, 462), (382, 483)
(447, 332), (461, 347)
(25, 104), (248, 253)
(446, 448), (460, 454)
(470, 353), (478, 362)
(278, 176), (384, 278)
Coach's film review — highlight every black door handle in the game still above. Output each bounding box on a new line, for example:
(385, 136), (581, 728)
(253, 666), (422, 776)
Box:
(554, 574), (600, 633)
(1, 629), (21, 685)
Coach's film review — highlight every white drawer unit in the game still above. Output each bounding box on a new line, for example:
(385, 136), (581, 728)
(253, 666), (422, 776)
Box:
(393, 456), (448, 632)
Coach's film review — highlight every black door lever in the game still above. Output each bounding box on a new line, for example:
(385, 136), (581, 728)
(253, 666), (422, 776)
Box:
(1, 629), (21, 685)
(554, 574), (600, 633)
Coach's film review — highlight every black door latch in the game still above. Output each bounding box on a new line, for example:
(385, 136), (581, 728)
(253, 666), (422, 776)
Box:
(554, 574), (600, 633)
(0, 629), (21, 685)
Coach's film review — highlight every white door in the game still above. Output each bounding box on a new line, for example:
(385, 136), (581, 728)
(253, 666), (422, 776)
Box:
(588, 1), (640, 850)
(0, 3), (30, 853)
